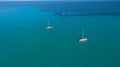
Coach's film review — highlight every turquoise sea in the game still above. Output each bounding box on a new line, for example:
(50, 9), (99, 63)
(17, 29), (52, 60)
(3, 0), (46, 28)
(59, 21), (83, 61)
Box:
(0, 1), (120, 67)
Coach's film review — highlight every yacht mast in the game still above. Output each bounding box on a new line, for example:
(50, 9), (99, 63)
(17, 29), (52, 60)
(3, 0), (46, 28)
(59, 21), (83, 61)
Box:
(47, 20), (49, 26)
(82, 28), (85, 38)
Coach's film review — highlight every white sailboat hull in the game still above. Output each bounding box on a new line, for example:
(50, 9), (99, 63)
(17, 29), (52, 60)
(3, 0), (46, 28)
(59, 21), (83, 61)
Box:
(46, 26), (53, 29)
(79, 38), (88, 42)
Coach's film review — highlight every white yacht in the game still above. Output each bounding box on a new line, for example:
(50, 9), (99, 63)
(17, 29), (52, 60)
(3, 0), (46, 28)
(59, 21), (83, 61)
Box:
(46, 20), (53, 30)
(79, 28), (88, 42)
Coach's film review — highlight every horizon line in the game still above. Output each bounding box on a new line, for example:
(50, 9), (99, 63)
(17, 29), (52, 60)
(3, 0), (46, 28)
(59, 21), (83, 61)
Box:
(0, 0), (119, 2)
